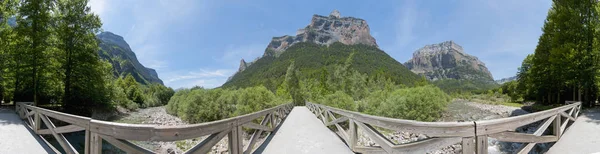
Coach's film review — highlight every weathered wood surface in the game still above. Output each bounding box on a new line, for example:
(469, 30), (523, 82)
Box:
(15, 102), (293, 154)
(306, 101), (582, 154)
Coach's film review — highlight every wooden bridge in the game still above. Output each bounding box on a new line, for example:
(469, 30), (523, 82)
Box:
(1, 101), (596, 154)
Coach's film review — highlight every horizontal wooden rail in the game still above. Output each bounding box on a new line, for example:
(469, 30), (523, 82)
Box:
(306, 101), (581, 154)
(16, 102), (294, 154)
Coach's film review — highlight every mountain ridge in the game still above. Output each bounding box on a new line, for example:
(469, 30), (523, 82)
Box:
(223, 10), (422, 89)
(97, 31), (163, 85)
(404, 41), (494, 82)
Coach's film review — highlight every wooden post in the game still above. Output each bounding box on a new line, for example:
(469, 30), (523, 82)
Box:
(84, 130), (90, 154)
(554, 113), (562, 139)
(34, 109), (40, 134)
(462, 137), (475, 154)
(90, 132), (102, 154)
(348, 119), (357, 151)
(228, 125), (243, 154)
(476, 136), (488, 154)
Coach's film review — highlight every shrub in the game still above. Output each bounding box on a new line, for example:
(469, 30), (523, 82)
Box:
(357, 90), (390, 115)
(378, 85), (450, 121)
(166, 86), (285, 123)
(318, 91), (356, 111)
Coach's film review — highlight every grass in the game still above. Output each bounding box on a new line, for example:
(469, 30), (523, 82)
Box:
(499, 102), (524, 108)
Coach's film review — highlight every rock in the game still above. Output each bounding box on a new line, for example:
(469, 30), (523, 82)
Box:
(404, 41), (494, 82)
(330, 9), (341, 18)
(262, 10), (377, 57)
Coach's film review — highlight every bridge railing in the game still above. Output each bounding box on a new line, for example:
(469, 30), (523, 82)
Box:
(306, 101), (581, 154)
(16, 102), (294, 154)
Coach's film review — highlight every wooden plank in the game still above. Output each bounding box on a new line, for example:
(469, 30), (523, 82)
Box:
(244, 115), (270, 154)
(100, 135), (153, 154)
(326, 111), (349, 143)
(40, 114), (78, 154)
(476, 136), (488, 154)
(228, 125), (243, 154)
(35, 106), (91, 127)
(85, 130), (90, 154)
(242, 121), (273, 132)
(34, 111), (40, 134)
(314, 103), (475, 137)
(517, 143), (535, 154)
(462, 137), (475, 154)
(37, 124), (85, 135)
(355, 121), (394, 153)
(560, 112), (576, 122)
(90, 133), (102, 154)
(90, 118), (234, 141)
(488, 132), (557, 143)
(184, 130), (230, 154)
(533, 115), (556, 136)
(554, 113), (562, 139)
(514, 115), (556, 154)
(326, 116), (349, 126)
(348, 119), (357, 150)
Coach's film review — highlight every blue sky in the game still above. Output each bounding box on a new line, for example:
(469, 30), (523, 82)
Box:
(88, 0), (552, 89)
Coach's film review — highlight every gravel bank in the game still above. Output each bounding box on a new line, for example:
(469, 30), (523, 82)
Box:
(356, 100), (532, 154)
(111, 106), (266, 154)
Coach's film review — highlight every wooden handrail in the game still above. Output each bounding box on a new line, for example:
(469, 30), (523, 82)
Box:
(16, 102), (294, 154)
(306, 101), (581, 154)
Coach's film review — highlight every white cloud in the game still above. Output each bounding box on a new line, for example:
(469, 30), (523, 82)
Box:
(163, 69), (234, 89)
(218, 44), (266, 67)
(394, 0), (417, 49)
(87, 0), (106, 17)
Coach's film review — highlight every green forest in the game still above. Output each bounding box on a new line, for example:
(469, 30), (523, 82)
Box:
(499, 0), (600, 107)
(0, 0), (174, 116)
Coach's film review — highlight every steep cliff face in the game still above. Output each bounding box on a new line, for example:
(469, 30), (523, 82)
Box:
(234, 10), (378, 75)
(404, 41), (494, 82)
(263, 10), (377, 57)
(97, 32), (164, 85)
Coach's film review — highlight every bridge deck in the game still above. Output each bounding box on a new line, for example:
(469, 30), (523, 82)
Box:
(547, 108), (600, 154)
(0, 108), (54, 154)
(257, 106), (352, 154)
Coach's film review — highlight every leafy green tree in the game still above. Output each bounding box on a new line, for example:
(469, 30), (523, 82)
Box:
(0, 0), (19, 102)
(527, 0), (600, 106)
(285, 61), (304, 106)
(13, 0), (56, 105)
(56, 0), (109, 114)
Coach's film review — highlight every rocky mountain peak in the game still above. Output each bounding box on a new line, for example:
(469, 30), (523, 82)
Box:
(97, 31), (132, 51)
(239, 59), (248, 72)
(404, 41), (493, 82)
(330, 9), (341, 18)
(263, 10), (378, 57)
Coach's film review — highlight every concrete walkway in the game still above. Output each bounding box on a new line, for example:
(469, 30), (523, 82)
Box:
(257, 106), (353, 154)
(0, 107), (54, 154)
(547, 108), (600, 154)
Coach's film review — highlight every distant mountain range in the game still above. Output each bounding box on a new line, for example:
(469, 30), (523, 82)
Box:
(97, 32), (163, 85)
(223, 10), (422, 90)
(495, 76), (517, 84)
(404, 41), (494, 83)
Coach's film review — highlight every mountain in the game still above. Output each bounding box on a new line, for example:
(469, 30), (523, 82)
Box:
(404, 41), (494, 82)
(97, 32), (163, 85)
(496, 76), (517, 84)
(223, 10), (422, 89)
